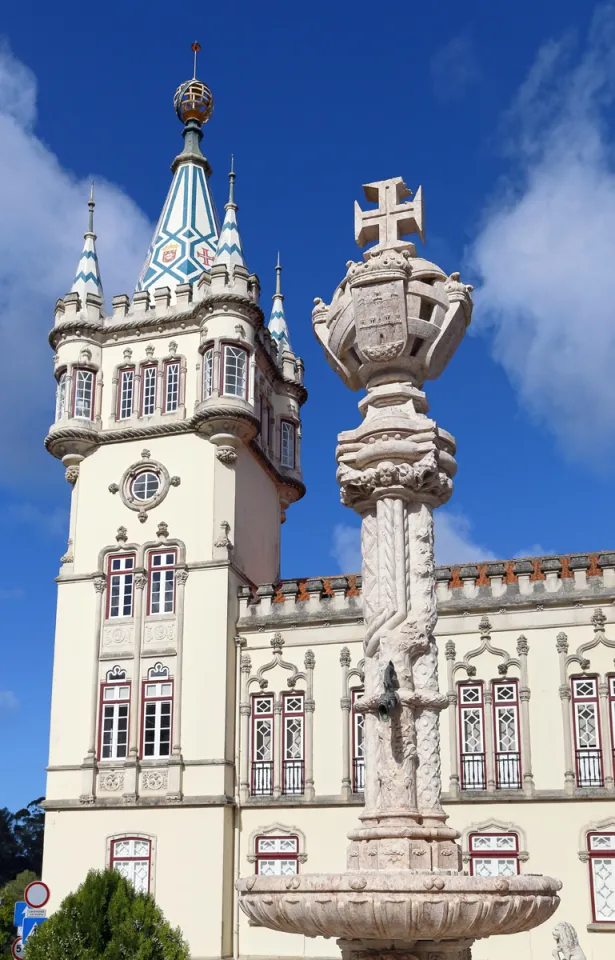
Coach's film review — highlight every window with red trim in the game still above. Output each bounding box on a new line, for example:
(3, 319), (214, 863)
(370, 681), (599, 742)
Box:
(98, 667), (130, 760)
(282, 692), (304, 795)
(107, 554), (135, 619)
(147, 550), (176, 615)
(203, 347), (214, 399)
(142, 664), (172, 758)
(571, 676), (603, 787)
(255, 835), (298, 875)
(222, 344), (248, 398)
(280, 421), (296, 469)
(110, 837), (151, 893)
(73, 367), (95, 419)
(587, 832), (615, 922)
(251, 694), (273, 796)
(492, 681), (521, 789)
(608, 676), (615, 772)
(118, 367), (135, 419)
(458, 683), (486, 790)
(164, 360), (180, 413)
(141, 364), (157, 416)
(469, 833), (519, 877)
(352, 688), (365, 793)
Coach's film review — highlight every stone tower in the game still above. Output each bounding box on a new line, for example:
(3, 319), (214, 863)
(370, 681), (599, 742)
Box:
(42, 58), (306, 956)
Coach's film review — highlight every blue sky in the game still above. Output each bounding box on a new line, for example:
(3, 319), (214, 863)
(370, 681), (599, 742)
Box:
(2, 0), (615, 810)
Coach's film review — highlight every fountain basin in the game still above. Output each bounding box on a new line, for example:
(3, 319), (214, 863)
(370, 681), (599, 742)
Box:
(237, 871), (561, 941)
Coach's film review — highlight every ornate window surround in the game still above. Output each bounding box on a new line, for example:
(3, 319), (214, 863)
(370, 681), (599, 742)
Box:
(239, 634), (315, 802)
(110, 341), (187, 426)
(577, 817), (615, 929)
(444, 619), (533, 797)
(247, 822), (308, 865)
(106, 832), (157, 896)
(460, 819), (529, 871)
(340, 646), (365, 800)
(54, 350), (102, 426)
(557, 609), (615, 794)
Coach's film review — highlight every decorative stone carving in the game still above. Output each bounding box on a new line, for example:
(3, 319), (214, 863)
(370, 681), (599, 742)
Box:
(157, 520), (169, 539)
(144, 619), (176, 647)
(102, 624), (134, 647)
(214, 520), (233, 548)
(65, 465), (79, 485)
(116, 526), (128, 543)
(60, 538), (74, 564)
(99, 771), (123, 792)
(552, 923), (586, 960)
(216, 446), (238, 464)
(94, 576), (106, 593)
(141, 770), (168, 791)
(108, 483), (119, 494)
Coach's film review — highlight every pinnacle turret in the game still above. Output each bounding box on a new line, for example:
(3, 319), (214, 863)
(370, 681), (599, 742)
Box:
(70, 182), (104, 307)
(212, 158), (247, 272)
(267, 254), (292, 355)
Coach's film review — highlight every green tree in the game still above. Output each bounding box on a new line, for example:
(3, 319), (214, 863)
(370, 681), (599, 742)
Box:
(10, 800), (44, 878)
(0, 870), (37, 955)
(24, 869), (189, 960)
(0, 810), (21, 888)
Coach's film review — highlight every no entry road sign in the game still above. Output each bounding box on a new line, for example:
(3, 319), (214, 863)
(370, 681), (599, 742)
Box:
(11, 938), (24, 959)
(24, 881), (50, 909)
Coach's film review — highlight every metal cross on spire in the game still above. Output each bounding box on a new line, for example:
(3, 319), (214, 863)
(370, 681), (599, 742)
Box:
(192, 41), (201, 79)
(354, 177), (424, 252)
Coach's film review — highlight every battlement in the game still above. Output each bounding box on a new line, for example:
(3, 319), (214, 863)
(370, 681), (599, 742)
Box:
(237, 552), (615, 628)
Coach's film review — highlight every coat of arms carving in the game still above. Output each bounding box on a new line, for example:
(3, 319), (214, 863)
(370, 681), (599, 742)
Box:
(353, 279), (407, 362)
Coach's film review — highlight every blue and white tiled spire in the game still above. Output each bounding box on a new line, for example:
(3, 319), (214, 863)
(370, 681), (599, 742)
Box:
(71, 182), (104, 305)
(268, 254), (292, 354)
(136, 62), (219, 295)
(212, 158), (246, 271)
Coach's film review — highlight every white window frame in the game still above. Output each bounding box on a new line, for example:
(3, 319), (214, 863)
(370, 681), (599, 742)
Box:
(572, 676), (603, 787)
(251, 695), (274, 796)
(203, 347), (214, 399)
(222, 344), (248, 398)
(107, 554), (135, 619)
(493, 680), (522, 789)
(469, 832), (519, 878)
(148, 551), (176, 615)
(55, 372), (68, 421)
(99, 682), (130, 760)
(352, 687), (365, 793)
(73, 368), (94, 419)
(588, 832), (615, 922)
(118, 368), (135, 420)
(110, 837), (152, 894)
(142, 676), (173, 759)
(164, 360), (180, 413)
(255, 835), (299, 876)
(280, 421), (296, 468)
(458, 683), (486, 790)
(282, 692), (304, 795)
(141, 365), (157, 416)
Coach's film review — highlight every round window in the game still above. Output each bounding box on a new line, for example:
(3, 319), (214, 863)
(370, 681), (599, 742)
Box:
(131, 471), (160, 501)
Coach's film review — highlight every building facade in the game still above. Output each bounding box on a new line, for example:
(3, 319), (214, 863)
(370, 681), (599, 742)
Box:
(42, 69), (615, 960)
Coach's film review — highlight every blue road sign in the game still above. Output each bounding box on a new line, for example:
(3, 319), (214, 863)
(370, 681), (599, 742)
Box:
(22, 916), (46, 941)
(12, 902), (26, 929)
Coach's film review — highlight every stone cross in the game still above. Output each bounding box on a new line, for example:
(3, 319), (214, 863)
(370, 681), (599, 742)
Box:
(354, 177), (424, 251)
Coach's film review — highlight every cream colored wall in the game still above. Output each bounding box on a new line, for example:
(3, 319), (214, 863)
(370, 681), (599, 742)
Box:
(234, 448), (281, 586)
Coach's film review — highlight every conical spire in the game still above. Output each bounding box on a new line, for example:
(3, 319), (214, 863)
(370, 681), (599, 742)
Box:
(136, 44), (219, 295)
(268, 254), (292, 354)
(71, 182), (104, 304)
(212, 157), (247, 271)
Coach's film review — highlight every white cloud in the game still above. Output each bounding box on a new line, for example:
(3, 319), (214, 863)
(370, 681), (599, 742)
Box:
(430, 35), (481, 103)
(331, 510), (495, 573)
(0, 41), (152, 472)
(470, 6), (615, 462)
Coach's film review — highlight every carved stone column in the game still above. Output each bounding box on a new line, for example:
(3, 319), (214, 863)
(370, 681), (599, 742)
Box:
(516, 636), (535, 797)
(483, 688), (496, 793)
(167, 567), (189, 800)
(81, 575), (106, 802)
(340, 647), (352, 800)
(557, 632), (575, 795)
(239, 652), (252, 803)
(304, 650), (316, 801)
(273, 699), (282, 799)
(124, 571), (147, 802)
(445, 640), (459, 798)
(598, 680), (614, 790)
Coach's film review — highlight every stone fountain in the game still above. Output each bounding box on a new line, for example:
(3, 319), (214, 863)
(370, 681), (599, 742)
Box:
(236, 177), (561, 960)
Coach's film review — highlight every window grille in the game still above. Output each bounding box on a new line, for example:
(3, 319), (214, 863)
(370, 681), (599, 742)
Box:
(255, 835), (299, 876)
(469, 833), (519, 878)
(99, 682), (130, 760)
(142, 678), (173, 758)
(222, 345), (247, 398)
(74, 368), (94, 419)
(110, 838), (151, 893)
(55, 372), (67, 421)
(148, 551), (176, 615)
(164, 361), (180, 413)
(588, 833), (615, 922)
(572, 676), (603, 787)
(119, 368), (134, 419)
(203, 347), (214, 399)
(493, 681), (521, 789)
(280, 421), (296, 468)
(459, 684), (486, 790)
(251, 695), (274, 795)
(107, 554), (135, 619)
(141, 365), (157, 416)
(352, 688), (365, 793)
(282, 693), (304, 794)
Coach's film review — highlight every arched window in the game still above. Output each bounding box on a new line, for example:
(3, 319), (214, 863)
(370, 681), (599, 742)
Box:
(109, 837), (152, 893)
(222, 344), (248, 398)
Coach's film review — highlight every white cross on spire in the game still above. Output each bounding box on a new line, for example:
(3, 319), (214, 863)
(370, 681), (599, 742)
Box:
(354, 177), (424, 253)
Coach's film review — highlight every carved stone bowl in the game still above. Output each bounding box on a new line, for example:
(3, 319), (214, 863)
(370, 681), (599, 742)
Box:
(236, 871), (561, 942)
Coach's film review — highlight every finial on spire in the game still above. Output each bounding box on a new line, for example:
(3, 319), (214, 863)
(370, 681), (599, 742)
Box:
(268, 256), (292, 355)
(227, 155), (236, 208)
(70, 183), (104, 307)
(275, 252), (282, 296)
(192, 41), (200, 79)
(87, 181), (95, 235)
(213, 160), (246, 272)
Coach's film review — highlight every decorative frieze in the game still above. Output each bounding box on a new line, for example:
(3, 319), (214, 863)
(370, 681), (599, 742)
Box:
(98, 770), (124, 792)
